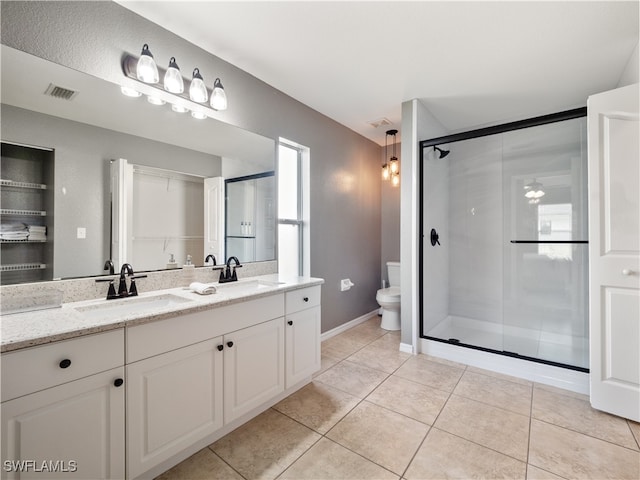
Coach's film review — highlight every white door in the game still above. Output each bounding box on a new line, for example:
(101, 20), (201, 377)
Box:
(588, 83), (640, 421)
(1, 367), (125, 480)
(126, 339), (224, 479)
(110, 158), (133, 268)
(204, 177), (225, 264)
(285, 306), (321, 388)
(224, 318), (284, 423)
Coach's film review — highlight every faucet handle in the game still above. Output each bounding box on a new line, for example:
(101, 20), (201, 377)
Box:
(95, 277), (119, 300)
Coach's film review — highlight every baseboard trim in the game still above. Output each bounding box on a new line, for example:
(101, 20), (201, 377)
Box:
(399, 342), (414, 354)
(321, 309), (379, 342)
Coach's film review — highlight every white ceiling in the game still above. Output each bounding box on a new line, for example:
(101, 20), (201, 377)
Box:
(118, 1), (638, 145)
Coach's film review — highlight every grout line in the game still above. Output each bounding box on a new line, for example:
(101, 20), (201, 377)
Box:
(207, 447), (249, 480)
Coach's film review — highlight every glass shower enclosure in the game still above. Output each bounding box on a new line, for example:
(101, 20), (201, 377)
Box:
(420, 109), (589, 370)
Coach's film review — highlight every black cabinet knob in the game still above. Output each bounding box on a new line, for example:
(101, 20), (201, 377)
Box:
(114, 378), (124, 387)
(287, 320), (293, 326)
(227, 341), (234, 348)
(217, 345), (224, 351)
(303, 297), (309, 302)
(59, 359), (71, 369)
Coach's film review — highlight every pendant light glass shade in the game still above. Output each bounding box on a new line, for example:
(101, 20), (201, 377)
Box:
(382, 163), (390, 180)
(391, 173), (400, 187)
(210, 78), (228, 111)
(189, 68), (208, 103)
(136, 44), (159, 84)
(389, 157), (399, 174)
(164, 57), (184, 94)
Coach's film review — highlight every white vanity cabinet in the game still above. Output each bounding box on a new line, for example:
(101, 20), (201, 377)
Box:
(284, 285), (321, 388)
(1, 330), (125, 480)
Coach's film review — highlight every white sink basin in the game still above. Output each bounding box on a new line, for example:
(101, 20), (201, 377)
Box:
(215, 279), (285, 294)
(75, 294), (193, 319)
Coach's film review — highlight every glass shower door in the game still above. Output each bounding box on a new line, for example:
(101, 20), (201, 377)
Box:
(501, 117), (589, 369)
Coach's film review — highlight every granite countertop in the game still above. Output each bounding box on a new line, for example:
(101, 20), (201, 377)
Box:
(0, 274), (324, 353)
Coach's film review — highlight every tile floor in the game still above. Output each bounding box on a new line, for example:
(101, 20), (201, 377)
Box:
(157, 316), (640, 480)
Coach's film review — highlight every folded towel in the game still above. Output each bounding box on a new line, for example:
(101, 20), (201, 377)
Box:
(1, 231), (29, 240)
(189, 282), (217, 295)
(28, 225), (47, 233)
(1, 222), (27, 233)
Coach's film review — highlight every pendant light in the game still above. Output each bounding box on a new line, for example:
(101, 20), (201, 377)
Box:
(189, 68), (208, 103)
(164, 57), (184, 94)
(384, 129), (399, 187)
(210, 78), (228, 111)
(136, 44), (159, 84)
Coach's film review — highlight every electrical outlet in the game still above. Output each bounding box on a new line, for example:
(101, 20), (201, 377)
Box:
(77, 227), (86, 239)
(340, 279), (354, 291)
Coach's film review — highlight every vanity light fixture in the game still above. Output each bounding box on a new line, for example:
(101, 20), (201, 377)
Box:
(136, 44), (159, 84)
(189, 68), (208, 103)
(524, 179), (545, 204)
(384, 129), (399, 187)
(164, 57), (184, 94)
(122, 44), (229, 120)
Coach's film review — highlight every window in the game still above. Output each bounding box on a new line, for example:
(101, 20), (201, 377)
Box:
(278, 140), (309, 276)
(538, 203), (573, 260)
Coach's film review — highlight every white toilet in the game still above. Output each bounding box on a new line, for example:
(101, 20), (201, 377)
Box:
(376, 261), (401, 331)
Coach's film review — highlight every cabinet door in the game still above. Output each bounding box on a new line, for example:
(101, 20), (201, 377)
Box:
(224, 318), (284, 423)
(1, 367), (125, 480)
(126, 338), (224, 479)
(285, 306), (321, 388)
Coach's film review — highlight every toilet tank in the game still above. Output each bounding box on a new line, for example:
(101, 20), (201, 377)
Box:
(387, 261), (401, 287)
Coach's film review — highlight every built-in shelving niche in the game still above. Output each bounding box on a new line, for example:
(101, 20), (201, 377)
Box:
(1, 142), (55, 285)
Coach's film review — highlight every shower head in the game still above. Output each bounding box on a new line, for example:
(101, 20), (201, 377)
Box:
(434, 146), (450, 159)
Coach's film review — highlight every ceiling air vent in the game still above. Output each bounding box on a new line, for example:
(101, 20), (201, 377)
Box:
(367, 117), (392, 129)
(44, 83), (78, 101)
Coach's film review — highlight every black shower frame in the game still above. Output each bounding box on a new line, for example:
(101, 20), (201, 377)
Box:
(418, 106), (589, 373)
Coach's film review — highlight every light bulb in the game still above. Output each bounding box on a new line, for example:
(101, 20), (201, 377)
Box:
(189, 68), (208, 103)
(164, 57), (184, 94)
(120, 86), (141, 97)
(136, 44), (159, 84)
(171, 104), (189, 113)
(391, 174), (400, 187)
(382, 164), (390, 180)
(146, 95), (166, 106)
(210, 78), (227, 111)
(390, 157), (399, 174)
(191, 110), (207, 120)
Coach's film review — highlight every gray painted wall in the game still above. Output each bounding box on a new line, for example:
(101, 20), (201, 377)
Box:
(2, 104), (221, 279)
(1, 1), (383, 332)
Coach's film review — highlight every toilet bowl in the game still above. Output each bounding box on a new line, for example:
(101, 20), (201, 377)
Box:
(376, 261), (401, 330)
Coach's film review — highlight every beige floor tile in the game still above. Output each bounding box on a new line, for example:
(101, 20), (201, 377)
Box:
(346, 342), (411, 374)
(322, 333), (368, 359)
(534, 382), (590, 402)
(629, 420), (640, 449)
(434, 394), (530, 461)
(420, 353), (468, 369)
(366, 375), (449, 425)
(529, 419), (640, 480)
(155, 448), (242, 480)
(368, 331), (402, 351)
(526, 465), (567, 480)
(466, 365), (533, 387)
(454, 370), (532, 416)
(342, 318), (388, 342)
(279, 437), (398, 480)
(210, 409), (320, 480)
(405, 428), (526, 480)
(326, 401), (429, 475)
(314, 352), (342, 377)
(273, 381), (360, 434)
(394, 355), (465, 392)
(532, 387), (638, 450)
(314, 359), (388, 398)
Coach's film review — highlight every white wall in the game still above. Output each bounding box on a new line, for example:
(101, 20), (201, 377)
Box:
(618, 41), (639, 87)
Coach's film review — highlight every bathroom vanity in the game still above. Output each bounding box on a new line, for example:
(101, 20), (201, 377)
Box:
(1, 275), (323, 479)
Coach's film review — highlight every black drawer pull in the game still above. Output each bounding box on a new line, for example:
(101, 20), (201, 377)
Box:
(303, 297), (309, 302)
(217, 344), (224, 351)
(227, 341), (234, 348)
(113, 378), (124, 387)
(288, 320), (293, 326)
(59, 359), (71, 369)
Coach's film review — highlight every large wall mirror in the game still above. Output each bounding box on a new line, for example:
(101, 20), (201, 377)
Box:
(0, 46), (276, 285)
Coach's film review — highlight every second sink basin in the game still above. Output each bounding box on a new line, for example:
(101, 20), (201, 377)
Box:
(75, 294), (193, 320)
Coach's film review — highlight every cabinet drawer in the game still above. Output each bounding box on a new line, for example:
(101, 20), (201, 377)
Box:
(127, 294), (285, 363)
(1, 329), (124, 402)
(285, 286), (321, 314)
